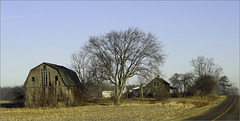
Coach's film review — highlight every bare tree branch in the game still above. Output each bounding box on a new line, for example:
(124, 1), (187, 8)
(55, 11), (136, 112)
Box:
(85, 27), (165, 104)
(190, 56), (222, 78)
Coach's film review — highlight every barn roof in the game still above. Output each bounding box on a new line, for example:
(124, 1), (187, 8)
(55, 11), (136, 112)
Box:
(42, 62), (82, 87)
(146, 76), (175, 89)
(153, 77), (170, 86)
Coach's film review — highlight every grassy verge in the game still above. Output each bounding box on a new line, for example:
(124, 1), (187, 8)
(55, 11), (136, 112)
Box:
(0, 95), (226, 120)
(168, 94), (226, 120)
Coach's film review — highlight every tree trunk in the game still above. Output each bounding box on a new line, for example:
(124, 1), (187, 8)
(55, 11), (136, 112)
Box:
(114, 83), (124, 105)
(98, 84), (101, 98)
(114, 96), (121, 105)
(114, 84), (120, 105)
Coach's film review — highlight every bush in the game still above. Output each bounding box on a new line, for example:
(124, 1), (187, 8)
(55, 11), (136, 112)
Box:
(155, 87), (171, 101)
(172, 92), (182, 98)
(195, 75), (217, 98)
(10, 86), (24, 103)
(0, 86), (12, 100)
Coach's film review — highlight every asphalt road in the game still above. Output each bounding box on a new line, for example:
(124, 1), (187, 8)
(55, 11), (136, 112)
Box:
(186, 95), (239, 121)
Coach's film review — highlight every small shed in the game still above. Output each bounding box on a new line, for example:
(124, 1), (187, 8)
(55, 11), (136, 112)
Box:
(24, 62), (82, 107)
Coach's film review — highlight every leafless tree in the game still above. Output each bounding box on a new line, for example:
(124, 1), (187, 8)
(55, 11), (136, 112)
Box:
(190, 56), (222, 98)
(85, 27), (165, 104)
(169, 73), (194, 97)
(71, 50), (90, 85)
(88, 56), (108, 98)
(182, 73), (195, 96)
(169, 73), (183, 94)
(138, 71), (162, 85)
(190, 56), (222, 78)
(71, 50), (96, 99)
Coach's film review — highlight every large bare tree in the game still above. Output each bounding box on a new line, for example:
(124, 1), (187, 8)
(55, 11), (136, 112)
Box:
(85, 27), (165, 104)
(190, 56), (222, 78)
(190, 56), (222, 98)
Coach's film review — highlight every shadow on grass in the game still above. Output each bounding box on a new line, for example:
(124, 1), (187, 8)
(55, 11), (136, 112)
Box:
(86, 99), (111, 106)
(0, 102), (24, 108)
(86, 98), (160, 105)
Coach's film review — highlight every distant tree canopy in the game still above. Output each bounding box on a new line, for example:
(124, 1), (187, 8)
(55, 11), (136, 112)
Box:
(169, 56), (238, 98)
(1, 86), (12, 100)
(0, 86), (24, 102)
(218, 76), (232, 95)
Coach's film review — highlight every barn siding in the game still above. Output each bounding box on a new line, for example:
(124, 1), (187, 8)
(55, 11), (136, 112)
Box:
(143, 78), (170, 98)
(24, 63), (81, 107)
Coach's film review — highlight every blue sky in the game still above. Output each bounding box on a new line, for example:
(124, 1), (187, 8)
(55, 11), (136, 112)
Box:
(1, 1), (239, 87)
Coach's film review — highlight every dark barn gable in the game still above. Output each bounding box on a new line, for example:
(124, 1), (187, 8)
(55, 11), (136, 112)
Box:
(143, 75), (173, 97)
(24, 62), (82, 107)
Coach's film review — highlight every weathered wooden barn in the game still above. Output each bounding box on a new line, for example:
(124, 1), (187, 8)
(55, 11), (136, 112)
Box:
(24, 62), (82, 107)
(143, 75), (174, 97)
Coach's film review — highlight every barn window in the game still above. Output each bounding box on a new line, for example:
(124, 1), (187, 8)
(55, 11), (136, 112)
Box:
(43, 65), (46, 70)
(32, 77), (35, 82)
(46, 72), (48, 86)
(55, 76), (58, 81)
(55, 76), (58, 86)
(154, 82), (156, 86)
(49, 71), (51, 82)
(157, 82), (159, 86)
(41, 72), (43, 86)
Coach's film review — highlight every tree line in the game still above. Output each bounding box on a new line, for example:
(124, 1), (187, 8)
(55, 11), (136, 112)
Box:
(0, 85), (24, 103)
(169, 56), (238, 99)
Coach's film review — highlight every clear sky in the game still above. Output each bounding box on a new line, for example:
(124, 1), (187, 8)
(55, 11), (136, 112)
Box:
(1, 1), (239, 88)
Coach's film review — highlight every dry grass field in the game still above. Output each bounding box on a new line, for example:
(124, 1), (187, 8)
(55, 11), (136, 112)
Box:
(0, 95), (226, 120)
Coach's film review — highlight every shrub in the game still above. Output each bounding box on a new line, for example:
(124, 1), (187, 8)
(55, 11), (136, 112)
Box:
(155, 87), (171, 101)
(9, 86), (24, 103)
(195, 75), (217, 99)
(172, 92), (182, 98)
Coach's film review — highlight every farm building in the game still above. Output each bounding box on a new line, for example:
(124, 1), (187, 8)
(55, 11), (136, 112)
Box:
(126, 85), (145, 98)
(143, 75), (174, 97)
(24, 62), (82, 107)
(102, 87), (127, 98)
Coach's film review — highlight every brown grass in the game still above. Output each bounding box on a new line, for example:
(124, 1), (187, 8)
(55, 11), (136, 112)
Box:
(0, 95), (226, 120)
